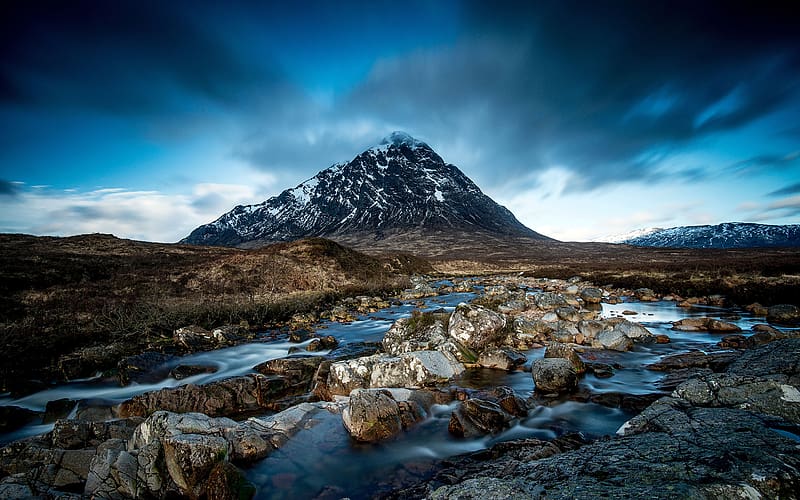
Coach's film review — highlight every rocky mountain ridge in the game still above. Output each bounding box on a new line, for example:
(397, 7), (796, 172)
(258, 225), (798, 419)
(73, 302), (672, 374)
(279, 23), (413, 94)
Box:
(616, 222), (800, 249)
(181, 131), (549, 247)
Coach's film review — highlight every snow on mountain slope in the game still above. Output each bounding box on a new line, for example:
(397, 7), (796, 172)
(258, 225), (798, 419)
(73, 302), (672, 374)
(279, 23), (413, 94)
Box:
(619, 222), (800, 248)
(181, 132), (550, 247)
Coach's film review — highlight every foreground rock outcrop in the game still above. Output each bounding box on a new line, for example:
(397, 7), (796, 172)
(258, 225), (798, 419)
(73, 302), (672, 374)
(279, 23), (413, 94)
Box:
(383, 339), (800, 499)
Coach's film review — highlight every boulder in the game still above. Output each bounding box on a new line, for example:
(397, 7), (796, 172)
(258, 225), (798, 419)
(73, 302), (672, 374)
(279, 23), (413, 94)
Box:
(43, 399), (77, 423)
(170, 364), (218, 380)
(326, 354), (384, 396)
(382, 316), (449, 355)
(610, 319), (655, 343)
(554, 306), (580, 323)
(117, 352), (177, 386)
(673, 373), (800, 424)
(448, 399), (511, 437)
(646, 350), (738, 372)
(592, 329), (633, 351)
(532, 292), (568, 311)
(544, 343), (585, 374)
(0, 405), (39, 433)
(342, 388), (424, 442)
(162, 433), (230, 498)
(634, 288), (658, 302)
(726, 338), (800, 385)
(253, 355), (324, 395)
(476, 348), (527, 371)
(370, 351), (465, 389)
(672, 317), (741, 333)
(306, 335), (338, 352)
(579, 287), (603, 304)
(531, 358), (578, 394)
(766, 304), (800, 325)
(448, 303), (507, 354)
(174, 326), (217, 350)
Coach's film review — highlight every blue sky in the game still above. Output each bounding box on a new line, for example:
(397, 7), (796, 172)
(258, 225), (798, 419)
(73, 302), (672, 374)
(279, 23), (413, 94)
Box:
(1, 0), (799, 242)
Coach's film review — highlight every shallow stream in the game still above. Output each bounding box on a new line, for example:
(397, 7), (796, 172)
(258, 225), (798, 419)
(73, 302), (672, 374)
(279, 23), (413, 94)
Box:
(0, 288), (773, 498)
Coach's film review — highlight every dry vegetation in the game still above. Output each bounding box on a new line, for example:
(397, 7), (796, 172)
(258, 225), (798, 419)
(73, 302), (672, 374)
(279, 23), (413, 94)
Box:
(0, 234), (410, 392)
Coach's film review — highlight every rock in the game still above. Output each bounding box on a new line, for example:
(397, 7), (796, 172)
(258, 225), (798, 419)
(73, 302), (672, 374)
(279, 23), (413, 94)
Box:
(448, 399), (511, 437)
(611, 319), (655, 343)
(621, 310), (637, 315)
(634, 288), (658, 301)
(592, 329), (633, 351)
(531, 292), (568, 311)
(210, 325), (250, 345)
(576, 320), (604, 342)
(655, 367), (714, 391)
(306, 335), (338, 352)
(326, 354), (385, 396)
(325, 341), (382, 361)
(162, 433), (229, 498)
(246, 401), (346, 450)
(766, 304), (800, 325)
(544, 343), (585, 374)
(745, 303), (769, 316)
(646, 350), (738, 372)
(342, 388), (424, 442)
(399, 398), (800, 499)
(117, 352), (177, 386)
(654, 334), (670, 344)
(493, 387), (529, 417)
(586, 362), (615, 378)
(448, 303), (507, 354)
(531, 358), (578, 394)
(0, 405), (39, 433)
(579, 287), (603, 304)
(205, 461), (256, 500)
(476, 348), (527, 371)
(553, 306), (579, 322)
(718, 334), (748, 349)
(43, 399), (77, 423)
(253, 355), (325, 395)
(170, 364), (218, 380)
(673, 373), (800, 424)
(370, 351), (465, 389)
(672, 317), (741, 333)
(726, 338), (800, 385)
(119, 373), (307, 418)
(383, 316), (449, 355)
(174, 325), (218, 350)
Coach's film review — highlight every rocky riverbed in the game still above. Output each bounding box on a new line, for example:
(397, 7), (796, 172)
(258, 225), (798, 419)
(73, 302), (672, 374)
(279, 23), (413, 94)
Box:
(1, 276), (799, 498)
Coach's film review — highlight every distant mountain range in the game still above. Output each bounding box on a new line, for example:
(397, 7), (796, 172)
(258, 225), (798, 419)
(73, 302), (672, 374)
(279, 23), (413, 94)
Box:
(607, 222), (800, 248)
(182, 131), (550, 248)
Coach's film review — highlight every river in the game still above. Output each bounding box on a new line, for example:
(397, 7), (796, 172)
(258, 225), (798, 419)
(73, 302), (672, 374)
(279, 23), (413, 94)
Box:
(0, 285), (773, 498)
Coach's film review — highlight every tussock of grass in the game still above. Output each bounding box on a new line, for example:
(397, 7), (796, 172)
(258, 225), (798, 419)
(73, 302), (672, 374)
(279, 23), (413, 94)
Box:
(406, 309), (451, 333)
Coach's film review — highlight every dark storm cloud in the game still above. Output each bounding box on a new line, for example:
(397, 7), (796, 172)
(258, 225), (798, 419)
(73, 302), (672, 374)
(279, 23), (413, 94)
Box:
(0, 0), (279, 114)
(340, 0), (800, 190)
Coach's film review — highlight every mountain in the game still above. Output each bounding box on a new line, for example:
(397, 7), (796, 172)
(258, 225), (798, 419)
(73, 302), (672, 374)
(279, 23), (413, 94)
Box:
(597, 227), (663, 244)
(182, 131), (550, 248)
(618, 222), (800, 248)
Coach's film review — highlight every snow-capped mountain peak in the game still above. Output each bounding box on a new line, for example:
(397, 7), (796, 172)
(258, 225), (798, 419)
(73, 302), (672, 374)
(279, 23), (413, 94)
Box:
(613, 222), (800, 248)
(181, 133), (550, 247)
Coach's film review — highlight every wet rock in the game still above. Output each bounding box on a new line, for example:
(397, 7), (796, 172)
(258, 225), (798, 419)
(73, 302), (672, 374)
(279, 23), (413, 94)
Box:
(43, 399), (77, 423)
(174, 325), (217, 350)
(119, 373), (306, 418)
(170, 364), (218, 380)
(253, 355), (324, 395)
(306, 335), (338, 352)
(579, 287), (603, 304)
(448, 303), (507, 354)
(370, 351), (465, 389)
(592, 328), (633, 351)
(531, 292), (568, 311)
(576, 320), (604, 342)
(117, 351), (177, 386)
(544, 343), (585, 374)
(745, 302), (769, 316)
(634, 288), (658, 302)
(588, 392), (662, 413)
(672, 317), (741, 333)
(58, 343), (128, 381)
(586, 362), (615, 378)
(0, 405), (39, 433)
(382, 316), (449, 355)
(342, 388), (424, 442)
(654, 334), (670, 344)
(531, 358), (578, 394)
(655, 367), (714, 391)
(717, 334), (748, 349)
(448, 398), (511, 437)
(766, 304), (800, 325)
(210, 325), (250, 345)
(399, 398), (800, 499)
(493, 387), (529, 418)
(554, 306), (580, 322)
(726, 338), (800, 385)
(206, 461), (256, 500)
(609, 318), (655, 343)
(646, 350), (738, 372)
(326, 341), (382, 361)
(673, 373), (800, 424)
(476, 348), (527, 371)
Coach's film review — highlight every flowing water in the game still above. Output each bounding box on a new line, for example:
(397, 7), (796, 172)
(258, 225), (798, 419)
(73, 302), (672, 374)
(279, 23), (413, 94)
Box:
(0, 290), (774, 499)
